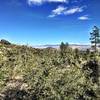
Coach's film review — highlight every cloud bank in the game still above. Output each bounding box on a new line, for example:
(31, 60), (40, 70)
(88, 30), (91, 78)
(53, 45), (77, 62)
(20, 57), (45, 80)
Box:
(27, 0), (90, 20)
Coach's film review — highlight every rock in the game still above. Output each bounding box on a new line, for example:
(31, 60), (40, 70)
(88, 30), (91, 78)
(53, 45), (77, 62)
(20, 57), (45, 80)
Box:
(0, 39), (11, 45)
(14, 75), (23, 81)
(20, 83), (28, 90)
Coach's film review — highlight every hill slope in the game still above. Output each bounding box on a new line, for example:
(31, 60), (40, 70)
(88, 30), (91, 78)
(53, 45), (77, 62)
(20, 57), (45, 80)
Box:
(0, 43), (100, 100)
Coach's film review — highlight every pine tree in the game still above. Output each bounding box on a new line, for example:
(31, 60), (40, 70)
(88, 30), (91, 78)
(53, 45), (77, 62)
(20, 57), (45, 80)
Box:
(90, 26), (100, 52)
(60, 42), (66, 57)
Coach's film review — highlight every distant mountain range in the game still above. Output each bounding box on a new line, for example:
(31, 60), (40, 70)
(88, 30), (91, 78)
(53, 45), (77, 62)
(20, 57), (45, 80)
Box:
(33, 44), (91, 50)
(0, 39), (91, 51)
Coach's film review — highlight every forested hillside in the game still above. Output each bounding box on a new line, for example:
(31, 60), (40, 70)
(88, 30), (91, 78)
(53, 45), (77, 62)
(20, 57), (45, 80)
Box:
(0, 41), (100, 100)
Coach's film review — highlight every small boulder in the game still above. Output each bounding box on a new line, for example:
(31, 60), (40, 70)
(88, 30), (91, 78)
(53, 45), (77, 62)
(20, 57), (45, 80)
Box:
(0, 39), (11, 45)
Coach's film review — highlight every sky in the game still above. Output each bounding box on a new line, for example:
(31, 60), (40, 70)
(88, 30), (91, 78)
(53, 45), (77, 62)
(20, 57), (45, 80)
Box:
(0, 0), (100, 45)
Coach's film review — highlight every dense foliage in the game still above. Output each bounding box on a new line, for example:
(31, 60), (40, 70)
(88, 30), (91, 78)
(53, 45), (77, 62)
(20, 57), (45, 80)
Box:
(0, 42), (100, 100)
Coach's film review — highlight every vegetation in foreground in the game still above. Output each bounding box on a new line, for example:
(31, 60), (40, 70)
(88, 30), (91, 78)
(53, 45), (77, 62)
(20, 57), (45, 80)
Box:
(0, 40), (100, 100)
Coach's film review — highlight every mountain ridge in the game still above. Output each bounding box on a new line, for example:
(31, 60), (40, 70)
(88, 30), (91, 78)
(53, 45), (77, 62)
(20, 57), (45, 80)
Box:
(33, 44), (91, 50)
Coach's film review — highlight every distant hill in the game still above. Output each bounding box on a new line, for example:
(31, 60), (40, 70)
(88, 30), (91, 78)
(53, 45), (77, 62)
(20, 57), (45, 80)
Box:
(0, 39), (91, 51)
(33, 44), (91, 50)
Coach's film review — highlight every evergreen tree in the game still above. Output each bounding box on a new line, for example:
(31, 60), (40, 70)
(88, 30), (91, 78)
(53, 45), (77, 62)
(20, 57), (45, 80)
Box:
(60, 42), (65, 57)
(65, 42), (69, 48)
(90, 26), (100, 52)
(60, 42), (65, 50)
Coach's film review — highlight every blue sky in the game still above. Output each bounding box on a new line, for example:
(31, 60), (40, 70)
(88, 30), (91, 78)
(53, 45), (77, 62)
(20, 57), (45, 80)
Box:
(0, 0), (100, 45)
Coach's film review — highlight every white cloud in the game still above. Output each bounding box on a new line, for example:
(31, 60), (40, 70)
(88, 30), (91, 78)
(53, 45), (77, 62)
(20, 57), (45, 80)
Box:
(48, 0), (68, 2)
(78, 15), (90, 20)
(64, 6), (84, 15)
(48, 14), (56, 18)
(53, 6), (67, 14)
(48, 6), (85, 18)
(28, 0), (43, 5)
(48, 6), (67, 17)
(28, 0), (68, 5)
